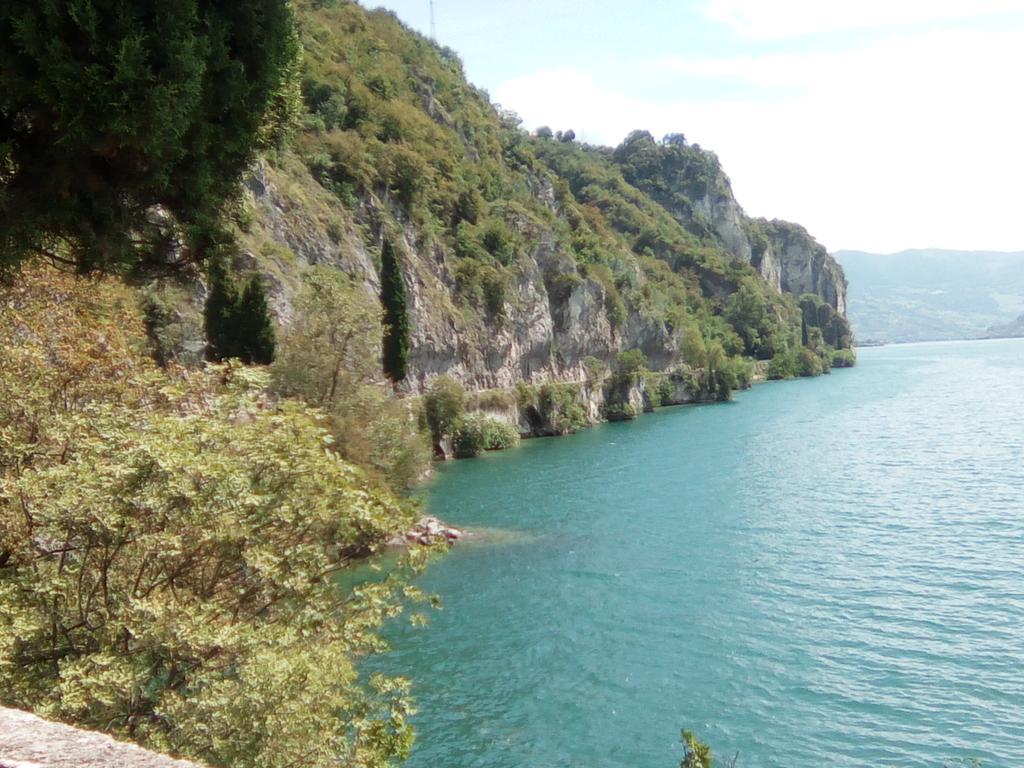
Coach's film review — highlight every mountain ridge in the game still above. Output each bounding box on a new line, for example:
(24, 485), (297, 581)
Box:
(835, 248), (1024, 342)
(146, 0), (853, 414)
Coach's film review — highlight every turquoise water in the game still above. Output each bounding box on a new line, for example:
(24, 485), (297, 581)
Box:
(382, 340), (1024, 767)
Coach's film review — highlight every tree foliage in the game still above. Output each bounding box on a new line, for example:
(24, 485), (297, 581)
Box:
(204, 258), (276, 365)
(680, 730), (714, 768)
(0, 265), (426, 768)
(423, 375), (466, 444)
(0, 0), (301, 273)
(272, 266), (431, 489)
(451, 414), (520, 458)
(380, 239), (410, 383)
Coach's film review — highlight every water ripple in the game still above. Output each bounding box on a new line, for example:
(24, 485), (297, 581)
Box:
(380, 339), (1024, 768)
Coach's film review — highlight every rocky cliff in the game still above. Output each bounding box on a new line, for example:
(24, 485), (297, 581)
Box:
(152, 0), (852, 404)
(612, 131), (847, 316)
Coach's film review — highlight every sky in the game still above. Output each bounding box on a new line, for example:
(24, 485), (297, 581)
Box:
(363, 0), (1024, 254)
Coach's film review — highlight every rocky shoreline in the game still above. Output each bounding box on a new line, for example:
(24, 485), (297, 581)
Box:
(389, 516), (466, 547)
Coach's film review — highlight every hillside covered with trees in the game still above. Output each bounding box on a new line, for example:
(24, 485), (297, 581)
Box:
(1, 0), (853, 765)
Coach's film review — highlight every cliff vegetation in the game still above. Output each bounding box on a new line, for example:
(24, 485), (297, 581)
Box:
(1, 0), (855, 765)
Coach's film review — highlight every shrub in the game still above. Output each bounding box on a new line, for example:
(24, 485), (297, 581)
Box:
(585, 263), (627, 329)
(831, 348), (857, 368)
(451, 416), (487, 458)
(798, 346), (824, 377)
(423, 375), (466, 442)
(656, 375), (676, 405)
(616, 348), (649, 378)
(604, 402), (638, 421)
(0, 265), (423, 768)
(271, 267), (431, 489)
(469, 389), (517, 410)
(583, 356), (609, 385)
(767, 349), (800, 380)
(451, 414), (521, 458)
(680, 730), (713, 768)
(726, 356), (754, 390)
(480, 219), (517, 265)
(538, 382), (588, 434)
(452, 259), (508, 318)
(483, 418), (521, 450)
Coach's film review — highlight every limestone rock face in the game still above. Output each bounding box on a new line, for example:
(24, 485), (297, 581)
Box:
(690, 186), (753, 264)
(235, 160), (682, 395)
(612, 134), (848, 321)
(195, 137), (850, 400)
(677, 167), (848, 319)
(237, 158), (852, 399)
(764, 220), (848, 315)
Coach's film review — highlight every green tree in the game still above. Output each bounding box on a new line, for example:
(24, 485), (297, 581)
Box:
(0, 265), (425, 768)
(204, 259), (276, 365)
(680, 730), (713, 768)
(272, 267), (430, 489)
(616, 348), (649, 378)
(203, 257), (240, 361)
(0, 0), (300, 273)
(725, 281), (776, 359)
(380, 239), (410, 383)
(273, 267), (382, 405)
(236, 276), (276, 365)
(423, 375), (465, 444)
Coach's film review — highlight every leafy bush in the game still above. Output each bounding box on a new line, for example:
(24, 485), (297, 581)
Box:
(0, 265), (423, 768)
(517, 382), (589, 434)
(468, 389), (518, 410)
(423, 375), (466, 443)
(483, 418), (522, 450)
(798, 346), (825, 377)
(647, 373), (676, 406)
(583, 355), (609, 385)
(726, 356), (755, 390)
(831, 348), (857, 368)
(767, 349), (800, 380)
(451, 416), (487, 458)
(538, 383), (589, 434)
(616, 348), (649, 378)
(604, 402), (639, 421)
(680, 730), (714, 768)
(452, 259), (509, 317)
(452, 414), (520, 458)
(585, 263), (628, 329)
(272, 267), (430, 489)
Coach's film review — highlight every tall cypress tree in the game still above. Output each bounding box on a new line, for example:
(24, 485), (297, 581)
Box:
(237, 277), (276, 365)
(205, 260), (276, 364)
(380, 239), (410, 383)
(204, 257), (240, 361)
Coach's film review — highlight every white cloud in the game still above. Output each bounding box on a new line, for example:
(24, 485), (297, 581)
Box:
(704, 0), (1024, 39)
(494, 26), (1024, 253)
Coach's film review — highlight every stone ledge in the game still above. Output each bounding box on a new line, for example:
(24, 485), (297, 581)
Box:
(0, 708), (203, 768)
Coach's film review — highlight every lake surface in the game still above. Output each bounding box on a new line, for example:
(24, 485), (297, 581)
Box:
(381, 340), (1024, 768)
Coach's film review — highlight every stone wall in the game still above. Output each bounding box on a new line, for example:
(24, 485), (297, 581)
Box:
(0, 708), (203, 768)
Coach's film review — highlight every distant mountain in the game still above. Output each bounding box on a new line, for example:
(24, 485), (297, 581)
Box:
(987, 313), (1024, 339)
(834, 249), (1024, 343)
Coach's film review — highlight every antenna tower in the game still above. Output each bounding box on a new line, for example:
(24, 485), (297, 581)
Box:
(429, 0), (436, 39)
